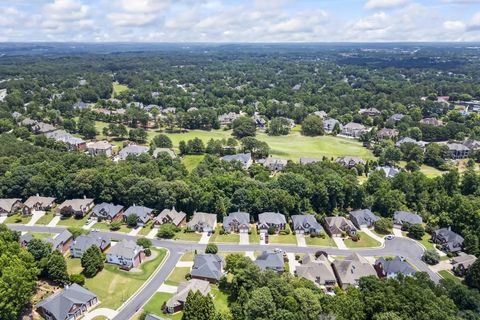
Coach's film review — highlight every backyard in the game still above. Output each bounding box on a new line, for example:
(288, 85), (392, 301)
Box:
(439, 270), (462, 284)
(142, 292), (182, 320)
(343, 231), (381, 248)
(112, 82), (129, 98)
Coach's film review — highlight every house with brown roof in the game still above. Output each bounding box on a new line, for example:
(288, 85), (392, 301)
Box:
(341, 122), (367, 138)
(0, 198), (23, 215)
(164, 279), (211, 314)
(23, 195), (56, 215)
(56, 198), (94, 217)
(332, 253), (377, 289)
(154, 207), (187, 228)
(87, 141), (114, 157)
(324, 216), (357, 237)
(295, 254), (337, 291)
(452, 253), (477, 276)
(377, 128), (399, 140)
(420, 117), (443, 126)
(359, 108), (381, 117)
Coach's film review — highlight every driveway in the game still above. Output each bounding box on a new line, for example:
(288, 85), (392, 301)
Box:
(176, 261), (193, 268)
(83, 307), (118, 320)
(27, 211), (45, 226)
(146, 228), (158, 239)
(83, 219), (97, 230)
(332, 237), (347, 250)
(245, 251), (255, 260)
(239, 232), (249, 245)
(296, 233), (306, 247)
(199, 232), (211, 244)
(0, 215), (7, 224)
(392, 228), (404, 237)
(259, 232), (267, 245)
(429, 260), (452, 272)
(128, 227), (142, 236)
(47, 216), (61, 227)
(158, 283), (177, 293)
(286, 252), (299, 275)
(360, 227), (384, 245)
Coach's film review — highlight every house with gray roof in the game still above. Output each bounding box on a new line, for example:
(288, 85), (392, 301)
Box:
(255, 251), (285, 272)
(218, 112), (241, 125)
(375, 256), (416, 278)
(220, 153), (253, 170)
(349, 209), (380, 229)
(323, 118), (342, 133)
(115, 144), (149, 161)
(106, 239), (145, 270)
(187, 212), (217, 232)
(31, 122), (56, 134)
(164, 279), (211, 314)
(23, 195), (56, 214)
(154, 207), (187, 228)
(299, 157), (321, 165)
(377, 128), (399, 140)
(388, 113), (404, 123)
(359, 107), (381, 117)
(153, 148), (177, 159)
(223, 211), (250, 233)
(332, 253), (377, 289)
(70, 233), (111, 258)
(20, 233), (34, 248)
(45, 130), (86, 151)
(432, 227), (464, 253)
(258, 212), (287, 233)
(0, 198), (23, 215)
(37, 284), (98, 320)
(46, 229), (73, 254)
(447, 143), (470, 160)
(87, 141), (114, 157)
(291, 214), (323, 235)
(341, 122), (367, 138)
(91, 203), (124, 222)
(123, 205), (153, 226)
(295, 254), (337, 291)
(324, 216), (357, 237)
(395, 137), (428, 148)
(314, 110), (328, 119)
(191, 254), (224, 283)
(374, 166), (400, 178)
(21, 117), (38, 127)
(393, 211), (423, 227)
(56, 198), (94, 217)
(336, 156), (366, 168)
(259, 157), (288, 171)
(452, 253), (477, 276)
(463, 139), (480, 151)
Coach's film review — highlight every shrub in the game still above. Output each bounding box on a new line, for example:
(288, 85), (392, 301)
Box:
(407, 224), (425, 240)
(268, 227), (275, 235)
(110, 221), (121, 231)
(157, 223), (177, 239)
(136, 238), (152, 249)
(205, 244), (218, 254)
(374, 218), (393, 234)
(144, 248), (151, 256)
(126, 214), (138, 227)
(295, 254), (300, 260)
(185, 272), (192, 280)
(422, 250), (440, 265)
(70, 274), (85, 285)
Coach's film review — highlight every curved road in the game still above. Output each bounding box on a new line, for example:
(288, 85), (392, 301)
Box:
(7, 224), (440, 320)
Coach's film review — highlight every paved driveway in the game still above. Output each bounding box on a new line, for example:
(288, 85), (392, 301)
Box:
(199, 232), (211, 244)
(286, 252), (299, 275)
(83, 307), (118, 320)
(392, 228), (404, 237)
(158, 283), (178, 293)
(360, 227), (384, 245)
(0, 215), (7, 224)
(146, 228), (158, 239)
(239, 232), (249, 245)
(332, 237), (347, 250)
(27, 211), (45, 226)
(128, 227), (142, 236)
(295, 233), (306, 247)
(83, 219), (97, 230)
(47, 216), (61, 227)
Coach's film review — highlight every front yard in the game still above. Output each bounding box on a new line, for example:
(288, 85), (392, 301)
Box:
(57, 213), (91, 228)
(173, 230), (202, 242)
(92, 221), (132, 233)
(305, 234), (337, 247)
(4, 213), (31, 224)
(439, 270), (462, 284)
(344, 231), (381, 248)
(267, 226), (297, 245)
(35, 212), (55, 225)
(417, 234), (436, 251)
(164, 267), (190, 286)
(210, 225), (240, 243)
(249, 225), (260, 244)
(138, 221), (155, 236)
(142, 292), (182, 320)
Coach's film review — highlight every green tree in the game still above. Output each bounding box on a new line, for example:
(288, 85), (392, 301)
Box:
(70, 273), (86, 285)
(136, 238), (152, 248)
(27, 238), (52, 261)
(374, 218), (393, 234)
(157, 223), (178, 239)
(126, 214), (138, 227)
(81, 245), (104, 278)
(268, 117), (291, 136)
(465, 259), (480, 290)
(205, 243), (218, 254)
(232, 116), (256, 138)
(153, 134), (173, 148)
(182, 290), (216, 320)
(422, 250), (440, 265)
(407, 224), (425, 240)
(47, 250), (70, 285)
(0, 118), (14, 133)
(244, 287), (276, 320)
(301, 114), (324, 136)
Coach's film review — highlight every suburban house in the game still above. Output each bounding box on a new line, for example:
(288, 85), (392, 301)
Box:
(153, 148), (177, 159)
(377, 128), (399, 140)
(359, 107), (381, 117)
(349, 209), (380, 229)
(332, 253), (377, 289)
(257, 212), (287, 233)
(31, 122), (57, 134)
(20, 233), (34, 248)
(222, 211), (250, 233)
(295, 254), (337, 291)
(323, 118), (342, 133)
(341, 122), (367, 138)
(106, 239), (145, 270)
(70, 233), (111, 258)
(335, 156), (366, 168)
(395, 137), (428, 148)
(191, 254), (224, 283)
(220, 153), (253, 170)
(420, 117), (443, 126)
(22, 195), (56, 215)
(37, 284), (98, 320)
(154, 207), (187, 228)
(87, 141), (114, 157)
(393, 211), (423, 228)
(253, 113), (267, 128)
(56, 198), (94, 217)
(0, 198), (23, 215)
(388, 113), (404, 123)
(255, 250), (285, 272)
(45, 130), (86, 151)
(314, 110), (328, 119)
(374, 256), (416, 278)
(91, 202), (124, 222)
(259, 157), (288, 171)
(432, 227), (464, 253)
(164, 279), (211, 314)
(187, 212), (217, 232)
(324, 216), (357, 237)
(374, 166), (400, 178)
(447, 143), (470, 160)
(46, 229), (73, 254)
(463, 139), (480, 151)
(218, 112), (241, 125)
(115, 145), (149, 161)
(291, 214), (323, 235)
(123, 205), (154, 226)
(299, 157), (321, 165)
(452, 254), (477, 276)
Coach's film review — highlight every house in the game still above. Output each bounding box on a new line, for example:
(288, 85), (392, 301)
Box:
(73, 101), (90, 110)
(46, 230), (73, 254)
(220, 153), (253, 170)
(0, 198), (23, 215)
(314, 111), (328, 119)
(375, 256), (416, 278)
(153, 148), (177, 159)
(45, 130), (86, 151)
(154, 207), (187, 228)
(452, 254), (477, 276)
(255, 250), (285, 272)
(336, 156), (366, 168)
(31, 122), (56, 134)
(223, 211), (250, 233)
(87, 141), (114, 157)
(164, 279), (211, 314)
(253, 113), (267, 128)
(257, 212), (287, 233)
(359, 108), (381, 117)
(20, 233), (34, 248)
(463, 139), (480, 151)
(349, 209), (380, 229)
(324, 216), (357, 237)
(447, 143), (470, 160)
(295, 254), (337, 291)
(432, 227), (464, 253)
(187, 212), (217, 232)
(218, 112), (241, 125)
(37, 284), (98, 320)
(291, 214), (323, 235)
(106, 239), (145, 270)
(115, 145), (149, 161)
(123, 205), (154, 226)
(374, 166), (400, 178)
(393, 211), (423, 227)
(191, 254), (224, 283)
(259, 157), (288, 171)
(23, 195), (56, 214)
(377, 128), (399, 140)
(420, 118), (443, 126)
(388, 113), (404, 123)
(323, 118), (342, 133)
(56, 198), (94, 217)
(300, 157), (321, 165)
(70, 233), (111, 258)
(332, 253), (377, 289)
(21, 117), (38, 127)
(91, 203), (124, 222)
(341, 122), (367, 138)
(395, 137), (428, 148)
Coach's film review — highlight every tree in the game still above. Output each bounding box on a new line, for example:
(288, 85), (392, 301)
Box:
(422, 250), (440, 265)
(81, 245), (104, 278)
(137, 238), (152, 248)
(465, 259), (480, 289)
(182, 290), (216, 320)
(241, 137), (270, 159)
(268, 117), (291, 136)
(205, 243), (218, 254)
(244, 287), (276, 320)
(407, 224), (425, 240)
(70, 273), (86, 285)
(153, 134), (173, 148)
(157, 223), (178, 239)
(47, 250), (70, 285)
(301, 115), (324, 136)
(187, 138), (205, 154)
(27, 238), (52, 261)
(232, 116), (256, 138)
(374, 218), (393, 234)
(0, 118), (13, 133)
(110, 221), (121, 231)
(179, 140), (188, 155)
(127, 214), (138, 227)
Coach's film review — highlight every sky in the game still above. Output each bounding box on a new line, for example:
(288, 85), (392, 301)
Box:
(1, 0), (480, 42)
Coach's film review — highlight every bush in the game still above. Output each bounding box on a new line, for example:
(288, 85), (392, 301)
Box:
(126, 214), (138, 227)
(268, 227), (275, 235)
(136, 238), (152, 249)
(374, 218), (393, 234)
(295, 254), (300, 260)
(144, 248), (151, 257)
(157, 223), (177, 239)
(185, 272), (192, 280)
(110, 221), (121, 231)
(205, 244), (218, 254)
(70, 274), (85, 285)
(422, 250), (440, 265)
(407, 224), (425, 240)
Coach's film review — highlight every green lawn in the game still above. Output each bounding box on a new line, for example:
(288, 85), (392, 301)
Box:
(138, 221), (154, 236)
(67, 248), (167, 309)
(164, 267), (190, 286)
(417, 234), (436, 251)
(173, 231), (202, 242)
(268, 226), (297, 245)
(92, 221), (132, 233)
(305, 234), (337, 247)
(142, 292), (182, 320)
(57, 213), (91, 228)
(35, 212), (55, 225)
(211, 286), (229, 314)
(399, 161), (444, 178)
(210, 225), (240, 243)
(344, 231), (381, 248)
(181, 155), (205, 171)
(112, 82), (129, 98)
(180, 251), (195, 261)
(439, 270), (462, 284)
(31, 232), (56, 239)
(4, 213), (31, 224)
(249, 225), (260, 244)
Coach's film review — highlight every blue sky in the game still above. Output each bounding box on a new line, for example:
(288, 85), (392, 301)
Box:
(0, 0), (480, 42)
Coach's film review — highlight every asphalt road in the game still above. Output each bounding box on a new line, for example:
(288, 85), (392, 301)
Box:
(7, 224), (441, 320)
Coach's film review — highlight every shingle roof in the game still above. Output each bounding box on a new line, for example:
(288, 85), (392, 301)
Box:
(23, 196), (56, 209)
(57, 198), (94, 213)
(434, 227), (464, 248)
(255, 251), (284, 271)
(374, 166), (400, 178)
(117, 145), (149, 160)
(333, 253), (377, 286)
(349, 209), (380, 227)
(108, 239), (142, 260)
(124, 205), (153, 223)
(291, 214), (323, 233)
(191, 254), (224, 281)
(187, 212), (217, 231)
(46, 230), (73, 251)
(165, 279), (211, 309)
(0, 198), (22, 212)
(92, 203), (124, 219)
(393, 211), (423, 225)
(258, 212), (286, 226)
(71, 233), (111, 254)
(155, 207), (187, 226)
(220, 153), (252, 168)
(325, 216), (356, 233)
(376, 256), (416, 276)
(296, 254), (336, 284)
(223, 211), (250, 232)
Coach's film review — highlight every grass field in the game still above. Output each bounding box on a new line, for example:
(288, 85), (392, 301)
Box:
(305, 235), (337, 247)
(211, 286), (229, 314)
(210, 225), (240, 243)
(268, 226), (297, 245)
(344, 231), (381, 248)
(164, 267), (190, 286)
(57, 213), (91, 228)
(142, 292), (182, 320)
(173, 231), (202, 242)
(181, 155), (205, 171)
(4, 213), (31, 224)
(92, 221), (132, 233)
(138, 221), (154, 236)
(31, 232), (56, 239)
(67, 248), (166, 309)
(35, 212), (55, 225)
(112, 82), (129, 98)
(249, 225), (260, 244)
(180, 251), (195, 261)
(439, 270), (462, 283)
(417, 234), (436, 251)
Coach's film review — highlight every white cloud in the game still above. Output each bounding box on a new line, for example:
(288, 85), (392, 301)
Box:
(365, 0), (409, 10)
(443, 20), (466, 31)
(43, 0), (89, 21)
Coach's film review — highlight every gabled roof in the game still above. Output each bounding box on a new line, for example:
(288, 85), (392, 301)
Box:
(374, 166), (400, 178)
(296, 254), (336, 284)
(46, 229), (73, 251)
(325, 216), (356, 232)
(221, 153), (252, 167)
(291, 214), (323, 232)
(434, 227), (464, 246)
(376, 256), (416, 276)
(258, 212), (286, 226)
(191, 254), (224, 281)
(343, 122), (366, 130)
(92, 203), (124, 219)
(71, 233), (111, 253)
(349, 209), (380, 226)
(57, 198), (94, 213)
(255, 251), (284, 271)
(223, 211), (250, 230)
(117, 145), (149, 160)
(87, 140), (113, 150)
(124, 205), (153, 223)
(153, 148), (177, 159)
(336, 157), (366, 167)
(155, 207), (187, 226)
(447, 143), (470, 152)
(333, 253), (377, 286)
(393, 211), (423, 225)
(165, 279), (211, 309)
(0, 198), (22, 212)
(24, 196), (56, 209)
(107, 239), (142, 260)
(187, 212), (217, 230)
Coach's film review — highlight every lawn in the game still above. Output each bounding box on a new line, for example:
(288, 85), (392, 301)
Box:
(112, 82), (129, 98)
(31, 232), (56, 239)
(344, 231), (381, 248)
(67, 248), (167, 309)
(181, 155), (205, 171)
(305, 235), (337, 247)
(92, 221), (132, 233)
(417, 234), (436, 251)
(210, 225), (240, 243)
(173, 231), (202, 242)
(399, 161), (444, 178)
(211, 286), (229, 314)
(142, 292), (182, 320)
(180, 251), (195, 261)
(57, 213), (91, 228)
(249, 225), (260, 244)
(4, 213), (31, 224)
(35, 212), (55, 225)
(138, 221), (155, 236)
(268, 226), (297, 245)
(439, 270), (462, 284)
(164, 267), (190, 286)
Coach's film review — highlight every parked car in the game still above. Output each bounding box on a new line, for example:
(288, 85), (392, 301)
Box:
(385, 235), (395, 240)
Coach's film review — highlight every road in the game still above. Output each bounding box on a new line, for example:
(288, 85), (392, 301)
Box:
(7, 224), (440, 320)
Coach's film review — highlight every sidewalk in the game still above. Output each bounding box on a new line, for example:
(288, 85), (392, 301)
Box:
(27, 211), (45, 226)
(295, 233), (306, 247)
(392, 228), (404, 237)
(47, 216), (61, 227)
(83, 219), (96, 230)
(158, 283), (178, 293)
(83, 308), (118, 320)
(128, 227), (141, 236)
(245, 251), (255, 260)
(332, 237), (347, 249)
(0, 215), (7, 224)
